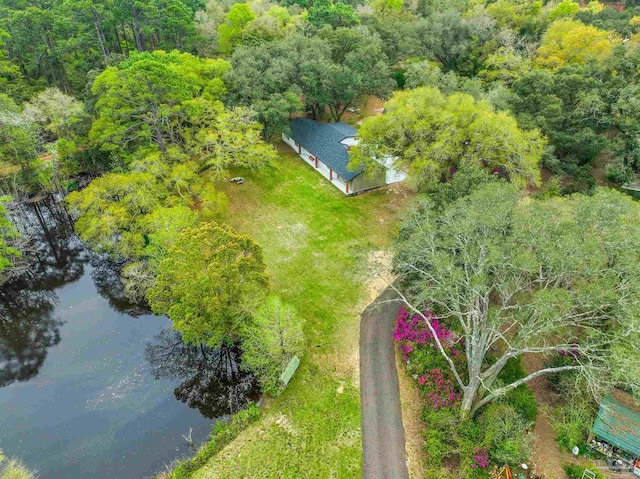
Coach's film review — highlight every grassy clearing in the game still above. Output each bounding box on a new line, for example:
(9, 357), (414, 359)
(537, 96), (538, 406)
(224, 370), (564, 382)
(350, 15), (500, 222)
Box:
(191, 143), (412, 478)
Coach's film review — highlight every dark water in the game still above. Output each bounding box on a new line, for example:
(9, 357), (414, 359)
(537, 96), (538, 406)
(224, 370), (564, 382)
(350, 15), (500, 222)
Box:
(0, 198), (259, 478)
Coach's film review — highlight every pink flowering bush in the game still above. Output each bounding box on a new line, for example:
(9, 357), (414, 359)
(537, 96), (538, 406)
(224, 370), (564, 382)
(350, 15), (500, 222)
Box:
(394, 307), (456, 361)
(420, 368), (461, 410)
(394, 306), (514, 478)
(394, 307), (462, 410)
(471, 448), (490, 468)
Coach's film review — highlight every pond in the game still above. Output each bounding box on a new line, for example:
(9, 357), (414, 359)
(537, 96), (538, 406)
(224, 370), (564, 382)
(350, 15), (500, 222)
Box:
(0, 198), (260, 478)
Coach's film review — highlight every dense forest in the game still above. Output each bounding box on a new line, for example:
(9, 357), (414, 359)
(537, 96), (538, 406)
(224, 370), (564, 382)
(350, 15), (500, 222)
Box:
(2, 0), (640, 477)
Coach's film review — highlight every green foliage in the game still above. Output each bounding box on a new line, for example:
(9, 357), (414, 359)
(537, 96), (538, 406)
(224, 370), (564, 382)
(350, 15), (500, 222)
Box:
(397, 183), (640, 417)
(0, 0), (203, 93)
(421, 407), (460, 469)
(308, 0), (359, 29)
(352, 87), (544, 190)
(0, 94), (51, 194)
(147, 222), (268, 348)
(242, 296), (305, 394)
(66, 151), (231, 301)
(417, 7), (496, 75)
(22, 88), (87, 141)
(536, 19), (621, 70)
(371, 0), (403, 15)
(0, 449), (36, 479)
(425, 166), (499, 212)
(564, 464), (606, 479)
(548, 0), (580, 22)
(503, 386), (538, 424)
(552, 399), (596, 452)
(0, 30), (31, 102)
(509, 65), (616, 188)
(217, 3), (256, 54)
(167, 403), (261, 479)
(479, 47), (532, 86)
(497, 357), (538, 423)
(241, 5), (300, 45)
(419, 402), (532, 477)
(0, 196), (19, 276)
(486, 0), (540, 29)
(70, 49), (275, 303)
(479, 403), (532, 465)
(227, 30), (394, 130)
(404, 61), (485, 97)
(533, 176), (562, 199)
(90, 50), (231, 158)
(66, 158), (219, 258)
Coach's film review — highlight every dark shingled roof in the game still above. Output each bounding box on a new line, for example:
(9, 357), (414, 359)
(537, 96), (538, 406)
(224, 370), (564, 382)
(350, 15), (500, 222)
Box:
(289, 118), (362, 182)
(592, 390), (640, 457)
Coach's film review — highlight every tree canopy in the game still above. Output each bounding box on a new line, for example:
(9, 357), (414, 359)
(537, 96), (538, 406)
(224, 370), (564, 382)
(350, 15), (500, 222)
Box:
(535, 19), (621, 70)
(242, 296), (305, 393)
(351, 86), (544, 189)
(226, 28), (394, 137)
(395, 183), (640, 417)
(147, 222), (269, 348)
(90, 51), (230, 156)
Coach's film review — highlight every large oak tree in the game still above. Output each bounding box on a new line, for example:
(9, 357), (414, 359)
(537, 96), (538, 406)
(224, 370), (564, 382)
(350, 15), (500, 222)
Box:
(351, 86), (544, 190)
(147, 223), (268, 348)
(395, 183), (640, 418)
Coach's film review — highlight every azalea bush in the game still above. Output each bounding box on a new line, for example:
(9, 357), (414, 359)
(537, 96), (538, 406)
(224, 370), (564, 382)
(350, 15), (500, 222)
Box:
(395, 307), (534, 477)
(394, 306), (457, 361)
(394, 307), (462, 410)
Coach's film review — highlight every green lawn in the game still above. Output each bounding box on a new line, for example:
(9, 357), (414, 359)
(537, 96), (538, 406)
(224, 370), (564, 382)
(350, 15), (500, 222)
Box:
(191, 143), (411, 478)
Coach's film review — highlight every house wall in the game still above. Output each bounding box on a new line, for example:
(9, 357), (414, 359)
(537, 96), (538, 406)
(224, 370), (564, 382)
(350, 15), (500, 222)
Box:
(283, 133), (406, 194)
(282, 134), (349, 194)
(350, 168), (387, 193)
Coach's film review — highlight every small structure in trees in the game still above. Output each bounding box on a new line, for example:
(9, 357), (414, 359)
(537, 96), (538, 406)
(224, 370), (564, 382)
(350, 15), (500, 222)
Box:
(621, 183), (640, 200)
(282, 118), (406, 195)
(589, 389), (640, 476)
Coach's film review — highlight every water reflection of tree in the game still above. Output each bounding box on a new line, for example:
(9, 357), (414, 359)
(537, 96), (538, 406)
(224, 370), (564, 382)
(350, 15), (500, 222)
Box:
(89, 255), (151, 317)
(0, 197), (78, 387)
(13, 197), (86, 289)
(0, 286), (61, 387)
(145, 328), (260, 419)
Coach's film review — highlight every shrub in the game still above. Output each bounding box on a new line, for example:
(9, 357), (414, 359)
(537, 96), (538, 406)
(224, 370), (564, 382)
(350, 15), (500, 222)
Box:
(496, 357), (538, 422)
(503, 386), (538, 423)
(605, 160), (633, 184)
(546, 353), (578, 394)
(552, 400), (595, 452)
(242, 296), (305, 395)
(421, 407), (460, 468)
(479, 404), (532, 465)
(421, 407), (496, 478)
(0, 450), (36, 479)
(394, 307), (455, 362)
(562, 165), (597, 194)
(564, 463), (606, 479)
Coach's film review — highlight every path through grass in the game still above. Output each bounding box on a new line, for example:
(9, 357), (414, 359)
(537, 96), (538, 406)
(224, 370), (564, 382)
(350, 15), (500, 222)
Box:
(191, 144), (411, 478)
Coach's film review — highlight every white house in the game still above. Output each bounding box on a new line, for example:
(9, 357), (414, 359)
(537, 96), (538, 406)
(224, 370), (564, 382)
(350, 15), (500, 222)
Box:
(282, 118), (406, 195)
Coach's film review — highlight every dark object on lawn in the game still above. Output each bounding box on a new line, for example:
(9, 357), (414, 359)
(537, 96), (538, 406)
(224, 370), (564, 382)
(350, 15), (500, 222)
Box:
(229, 177), (244, 184)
